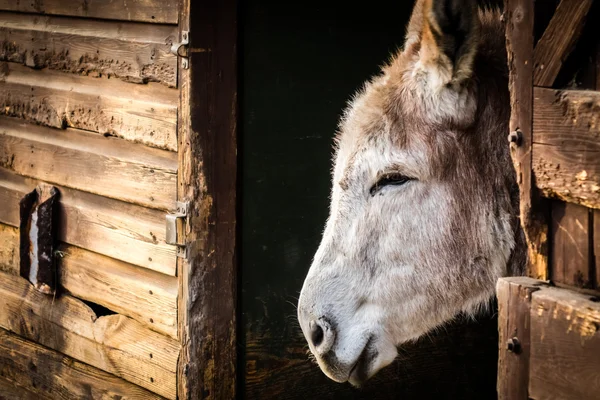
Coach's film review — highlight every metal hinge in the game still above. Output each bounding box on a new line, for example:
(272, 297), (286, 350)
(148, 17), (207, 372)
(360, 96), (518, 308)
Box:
(166, 201), (189, 258)
(171, 30), (189, 69)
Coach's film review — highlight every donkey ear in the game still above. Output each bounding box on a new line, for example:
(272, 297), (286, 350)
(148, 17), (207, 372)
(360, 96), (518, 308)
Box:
(404, 0), (480, 89)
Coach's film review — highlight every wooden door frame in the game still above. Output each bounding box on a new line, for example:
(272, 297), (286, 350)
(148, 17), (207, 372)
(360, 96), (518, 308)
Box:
(177, 0), (238, 398)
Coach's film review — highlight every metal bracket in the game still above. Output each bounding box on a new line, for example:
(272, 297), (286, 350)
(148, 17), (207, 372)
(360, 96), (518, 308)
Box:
(166, 201), (189, 258)
(171, 30), (189, 69)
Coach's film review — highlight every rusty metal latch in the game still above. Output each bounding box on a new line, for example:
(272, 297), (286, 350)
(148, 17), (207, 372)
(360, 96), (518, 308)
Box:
(166, 201), (189, 258)
(171, 30), (189, 69)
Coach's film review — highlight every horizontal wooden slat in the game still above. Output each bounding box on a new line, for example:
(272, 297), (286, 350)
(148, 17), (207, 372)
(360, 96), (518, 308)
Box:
(0, 11), (178, 87)
(0, 116), (177, 210)
(0, 377), (39, 400)
(0, 271), (179, 399)
(532, 87), (600, 209)
(0, 63), (177, 150)
(0, 222), (177, 337)
(0, 167), (177, 275)
(529, 286), (600, 400)
(0, 328), (165, 400)
(0, 0), (178, 24)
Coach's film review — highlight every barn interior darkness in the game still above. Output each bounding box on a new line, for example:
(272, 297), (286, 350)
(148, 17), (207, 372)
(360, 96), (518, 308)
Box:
(240, 0), (504, 398)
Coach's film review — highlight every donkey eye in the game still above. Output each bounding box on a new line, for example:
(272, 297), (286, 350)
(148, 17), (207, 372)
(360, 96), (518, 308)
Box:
(370, 174), (413, 196)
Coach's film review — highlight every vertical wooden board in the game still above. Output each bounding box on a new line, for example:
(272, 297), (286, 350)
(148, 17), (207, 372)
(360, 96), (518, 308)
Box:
(505, 0), (549, 280)
(496, 277), (542, 400)
(0, 329), (166, 400)
(0, 0), (179, 24)
(177, 0), (238, 398)
(595, 209), (600, 289)
(0, 223), (17, 275)
(529, 287), (600, 400)
(551, 201), (591, 288)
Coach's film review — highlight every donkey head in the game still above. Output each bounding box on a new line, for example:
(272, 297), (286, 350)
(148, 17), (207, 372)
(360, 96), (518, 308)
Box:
(297, 0), (524, 387)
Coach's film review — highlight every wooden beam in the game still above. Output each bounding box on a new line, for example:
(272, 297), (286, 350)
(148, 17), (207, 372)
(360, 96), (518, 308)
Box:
(0, 165), (177, 276)
(0, 116), (177, 211)
(0, 328), (165, 400)
(0, 0), (178, 24)
(0, 271), (179, 399)
(496, 276), (543, 400)
(532, 87), (600, 209)
(529, 286), (600, 400)
(176, 0), (238, 398)
(505, 0), (549, 280)
(0, 222), (177, 338)
(533, 0), (594, 87)
(0, 11), (178, 87)
(551, 201), (592, 288)
(0, 63), (178, 151)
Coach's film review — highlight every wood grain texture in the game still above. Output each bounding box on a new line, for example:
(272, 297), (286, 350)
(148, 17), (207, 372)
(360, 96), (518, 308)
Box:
(0, 11), (178, 87)
(533, 0), (593, 87)
(0, 271), (179, 399)
(496, 276), (543, 400)
(0, 377), (39, 400)
(0, 116), (177, 211)
(532, 87), (600, 209)
(529, 286), (600, 400)
(551, 201), (591, 288)
(0, 222), (177, 338)
(0, 0), (178, 24)
(0, 328), (165, 400)
(595, 210), (600, 289)
(505, 0), (549, 280)
(0, 166), (177, 276)
(176, 0), (238, 398)
(0, 63), (178, 150)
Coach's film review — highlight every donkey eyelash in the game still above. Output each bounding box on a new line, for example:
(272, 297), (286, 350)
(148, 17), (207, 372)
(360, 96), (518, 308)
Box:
(369, 173), (414, 196)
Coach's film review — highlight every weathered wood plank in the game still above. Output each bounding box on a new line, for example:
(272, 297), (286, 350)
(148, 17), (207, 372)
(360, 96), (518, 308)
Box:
(0, 0), (178, 24)
(529, 286), (600, 400)
(496, 276), (543, 400)
(0, 166), (177, 276)
(505, 0), (549, 280)
(0, 222), (177, 338)
(176, 0), (238, 398)
(0, 377), (39, 400)
(532, 87), (600, 209)
(533, 0), (593, 87)
(595, 209), (600, 290)
(0, 63), (177, 150)
(0, 328), (166, 400)
(551, 201), (591, 288)
(0, 116), (177, 211)
(0, 11), (178, 87)
(0, 271), (179, 399)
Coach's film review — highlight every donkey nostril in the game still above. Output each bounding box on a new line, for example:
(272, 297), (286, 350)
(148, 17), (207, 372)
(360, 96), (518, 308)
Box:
(309, 320), (324, 347)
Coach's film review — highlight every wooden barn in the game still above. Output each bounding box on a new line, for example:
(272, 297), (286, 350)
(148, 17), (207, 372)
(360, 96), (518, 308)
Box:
(0, 1), (237, 399)
(0, 0), (598, 399)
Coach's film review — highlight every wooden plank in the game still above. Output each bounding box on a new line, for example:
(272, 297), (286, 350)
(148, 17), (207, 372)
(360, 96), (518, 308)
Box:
(0, 168), (176, 275)
(0, 222), (17, 275)
(595, 210), (600, 289)
(0, 116), (177, 211)
(0, 328), (165, 400)
(176, 0), (238, 398)
(529, 286), (600, 400)
(551, 201), (591, 288)
(0, 63), (177, 150)
(505, 0), (549, 280)
(533, 0), (593, 87)
(0, 11), (178, 87)
(532, 87), (600, 209)
(0, 222), (177, 338)
(0, 377), (39, 400)
(0, 0), (178, 24)
(496, 276), (543, 400)
(0, 271), (179, 399)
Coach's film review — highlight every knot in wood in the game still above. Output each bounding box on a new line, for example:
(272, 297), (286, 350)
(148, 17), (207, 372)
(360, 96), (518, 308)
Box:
(506, 337), (521, 354)
(508, 130), (523, 146)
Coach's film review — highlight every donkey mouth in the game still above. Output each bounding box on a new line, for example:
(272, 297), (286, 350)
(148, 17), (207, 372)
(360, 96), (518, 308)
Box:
(347, 336), (376, 387)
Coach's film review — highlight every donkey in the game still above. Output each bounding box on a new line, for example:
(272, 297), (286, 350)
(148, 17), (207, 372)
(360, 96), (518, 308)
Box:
(297, 0), (526, 387)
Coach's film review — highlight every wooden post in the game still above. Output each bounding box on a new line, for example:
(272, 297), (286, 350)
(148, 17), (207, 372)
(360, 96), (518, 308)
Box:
(176, 0), (238, 398)
(505, 0), (549, 280)
(496, 277), (543, 400)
